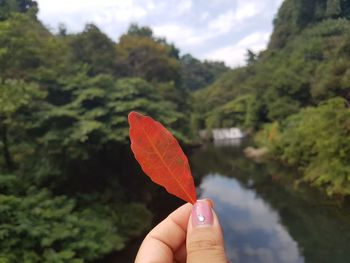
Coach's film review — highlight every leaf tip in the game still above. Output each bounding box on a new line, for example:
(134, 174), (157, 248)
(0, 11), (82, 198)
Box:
(128, 111), (143, 125)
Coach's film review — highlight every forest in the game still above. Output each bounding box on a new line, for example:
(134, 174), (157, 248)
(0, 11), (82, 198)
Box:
(0, 0), (228, 261)
(195, 0), (350, 197)
(0, 0), (350, 262)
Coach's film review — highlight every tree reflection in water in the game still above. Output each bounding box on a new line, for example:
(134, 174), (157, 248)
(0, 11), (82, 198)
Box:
(191, 140), (350, 263)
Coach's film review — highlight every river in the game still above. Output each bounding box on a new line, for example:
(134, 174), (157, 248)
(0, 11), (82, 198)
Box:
(111, 139), (350, 263)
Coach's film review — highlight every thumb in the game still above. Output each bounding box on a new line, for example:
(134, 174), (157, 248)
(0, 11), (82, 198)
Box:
(186, 200), (227, 263)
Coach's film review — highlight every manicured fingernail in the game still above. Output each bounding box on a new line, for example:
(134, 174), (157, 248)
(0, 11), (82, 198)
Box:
(206, 198), (215, 208)
(192, 199), (213, 227)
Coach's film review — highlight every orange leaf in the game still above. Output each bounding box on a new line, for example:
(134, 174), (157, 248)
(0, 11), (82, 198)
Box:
(128, 111), (196, 204)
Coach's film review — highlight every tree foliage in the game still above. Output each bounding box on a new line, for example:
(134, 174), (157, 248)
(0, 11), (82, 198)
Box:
(115, 27), (181, 83)
(68, 24), (118, 76)
(0, 6), (212, 262)
(194, 0), (350, 196)
(0, 0), (38, 21)
(257, 98), (350, 196)
(0, 175), (151, 263)
(180, 54), (229, 91)
(196, 18), (350, 128)
(0, 79), (45, 170)
(0, 13), (51, 79)
(269, 0), (350, 49)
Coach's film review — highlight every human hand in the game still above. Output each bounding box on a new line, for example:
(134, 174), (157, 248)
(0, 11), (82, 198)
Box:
(135, 199), (227, 263)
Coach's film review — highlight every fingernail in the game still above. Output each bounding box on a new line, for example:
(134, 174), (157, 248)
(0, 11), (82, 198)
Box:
(206, 198), (215, 208)
(192, 200), (213, 227)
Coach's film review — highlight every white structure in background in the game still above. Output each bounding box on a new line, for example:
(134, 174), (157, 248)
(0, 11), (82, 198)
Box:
(212, 128), (244, 140)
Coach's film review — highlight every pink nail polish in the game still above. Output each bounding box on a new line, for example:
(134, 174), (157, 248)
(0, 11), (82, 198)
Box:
(192, 200), (214, 227)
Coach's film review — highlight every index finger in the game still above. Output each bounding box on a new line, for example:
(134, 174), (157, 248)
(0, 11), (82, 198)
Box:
(135, 202), (192, 263)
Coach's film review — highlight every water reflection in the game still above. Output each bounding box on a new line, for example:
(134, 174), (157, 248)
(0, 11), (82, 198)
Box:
(191, 141), (350, 263)
(112, 140), (350, 263)
(213, 138), (243, 147)
(200, 174), (304, 263)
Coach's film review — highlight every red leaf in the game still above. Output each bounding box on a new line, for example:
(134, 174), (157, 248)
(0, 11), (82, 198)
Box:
(128, 111), (196, 204)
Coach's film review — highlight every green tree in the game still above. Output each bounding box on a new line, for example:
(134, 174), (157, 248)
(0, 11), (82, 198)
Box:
(326, 0), (342, 17)
(0, 0), (38, 21)
(116, 28), (181, 83)
(0, 174), (151, 263)
(0, 13), (54, 80)
(127, 23), (153, 38)
(180, 54), (228, 91)
(193, 0), (350, 198)
(0, 79), (45, 170)
(0, 10), (177, 263)
(258, 98), (350, 196)
(245, 49), (258, 65)
(68, 24), (118, 76)
(22, 70), (190, 183)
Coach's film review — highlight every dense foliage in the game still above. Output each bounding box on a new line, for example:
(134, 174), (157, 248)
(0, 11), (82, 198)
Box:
(257, 98), (350, 196)
(180, 54), (229, 92)
(0, 174), (150, 262)
(195, 0), (350, 196)
(3, 0), (350, 260)
(0, 1), (226, 262)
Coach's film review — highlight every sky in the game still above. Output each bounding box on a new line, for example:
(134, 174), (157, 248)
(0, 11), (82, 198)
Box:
(36, 0), (284, 67)
(201, 175), (303, 263)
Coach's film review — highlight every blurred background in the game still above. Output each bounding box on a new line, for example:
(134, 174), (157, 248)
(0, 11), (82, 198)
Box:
(1, 0), (350, 262)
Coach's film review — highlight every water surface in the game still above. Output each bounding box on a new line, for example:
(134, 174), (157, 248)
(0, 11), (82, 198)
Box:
(200, 174), (303, 263)
(111, 139), (350, 262)
(191, 139), (350, 263)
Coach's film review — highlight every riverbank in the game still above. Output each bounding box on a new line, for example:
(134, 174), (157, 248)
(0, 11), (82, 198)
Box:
(255, 99), (350, 198)
(112, 139), (350, 262)
(193, 140), (350, 262)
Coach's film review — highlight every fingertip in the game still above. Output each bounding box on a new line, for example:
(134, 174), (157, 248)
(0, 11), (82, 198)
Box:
(135, 203), (193, 262)
(186, 199), (226, 262)
(196, 198), (215, 208)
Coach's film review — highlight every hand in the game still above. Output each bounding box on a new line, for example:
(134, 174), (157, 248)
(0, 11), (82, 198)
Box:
(135, 199), (227, 263)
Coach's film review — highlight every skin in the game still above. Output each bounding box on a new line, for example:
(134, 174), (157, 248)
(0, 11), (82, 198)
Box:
(135, 201), (227, 263)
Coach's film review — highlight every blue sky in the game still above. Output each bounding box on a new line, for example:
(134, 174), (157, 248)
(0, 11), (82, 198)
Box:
(36, 0), (284, 67)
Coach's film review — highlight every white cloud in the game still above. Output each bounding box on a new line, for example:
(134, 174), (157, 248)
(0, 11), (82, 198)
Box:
(37, 0), (148, 34)
(153, 5), (268, 52)
(176, 0), (193, 15)
(208, 1), (261, 35)
(38, 0), (142, 18)
(36, 0), (284, 65)
(204, 32), (270, 67)
(153, 24), (194, 43)
(208, 10), (236, 34)
(200, 12), (210, 21)
(237, 31), (270, 46)
(202, 174), (279, 232)
(243, 246), (275, 263)
(235, 0), (263, 21)
(145, 0), (156, 11)
(200, 175), (303, 263)
(153, 24), (217, 48)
